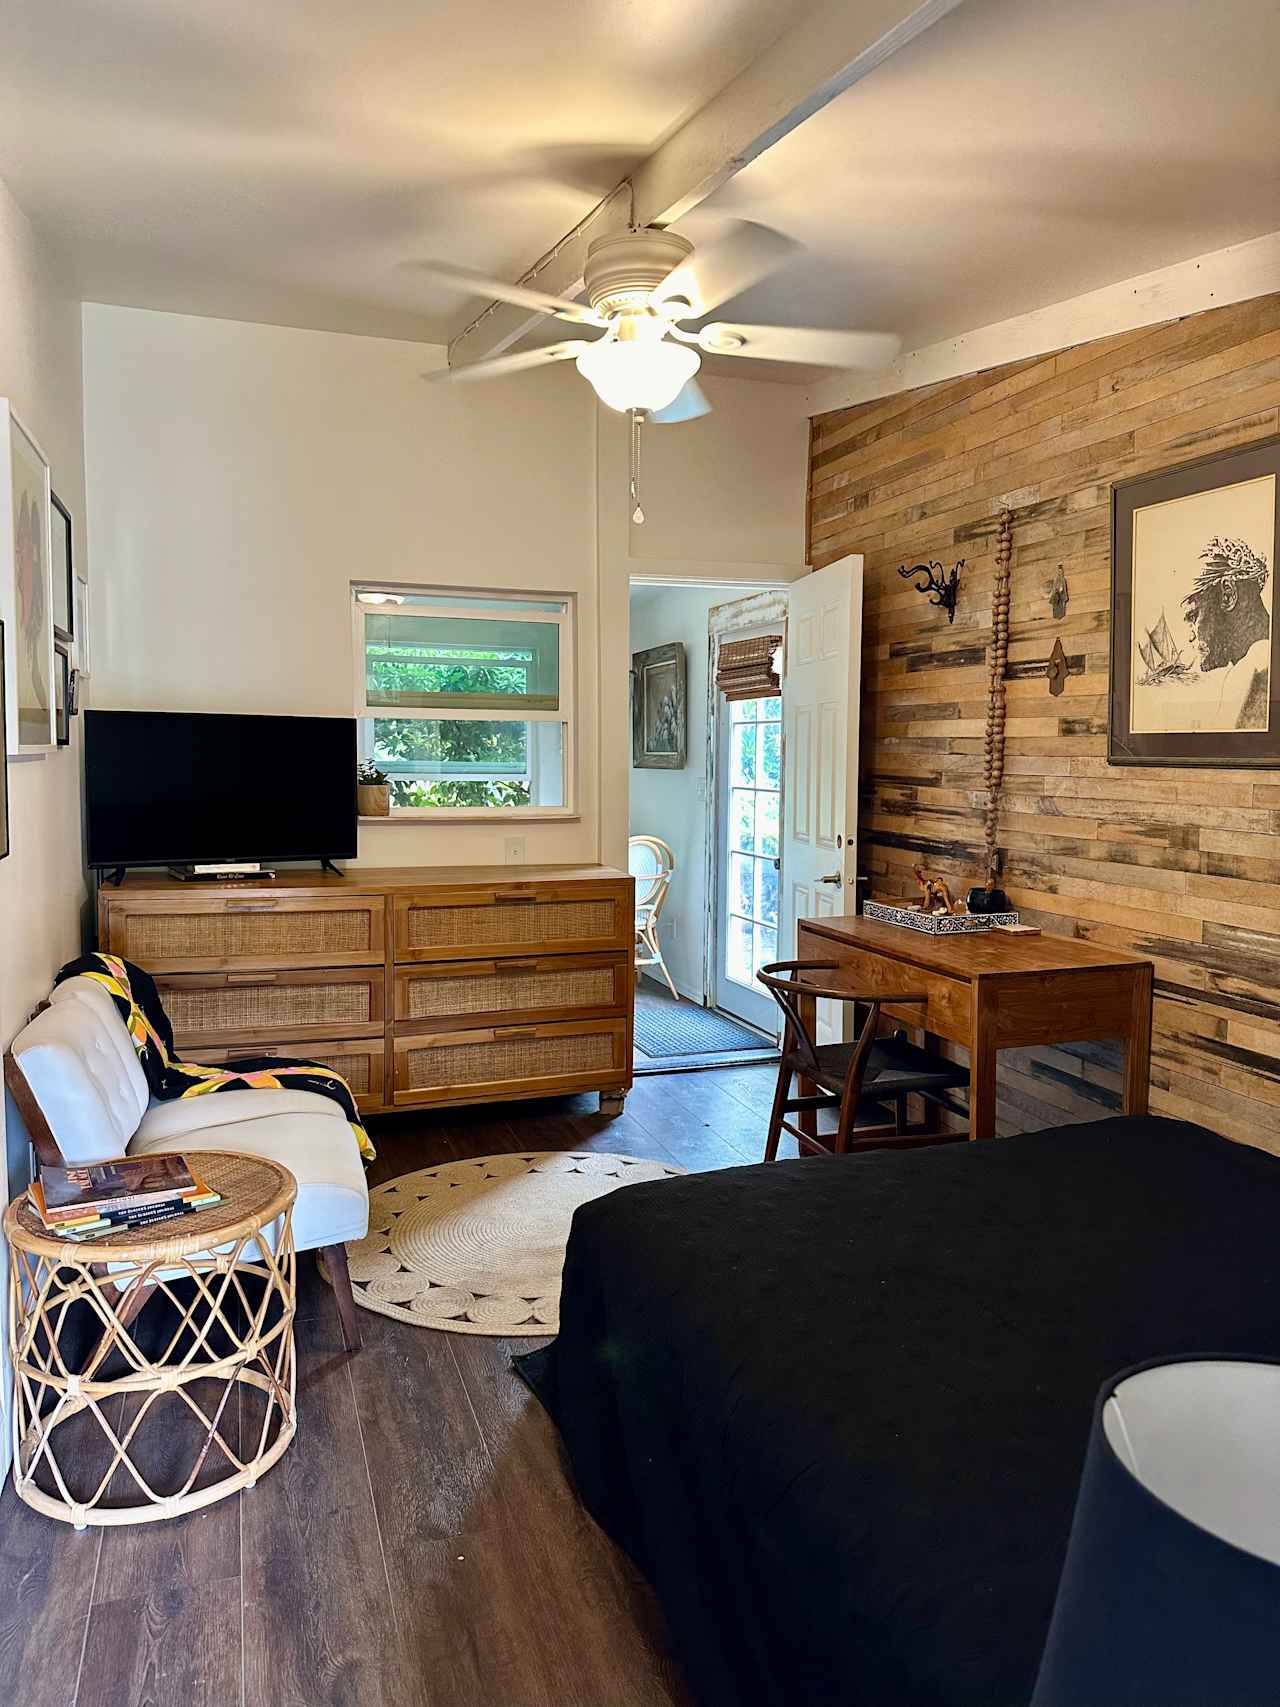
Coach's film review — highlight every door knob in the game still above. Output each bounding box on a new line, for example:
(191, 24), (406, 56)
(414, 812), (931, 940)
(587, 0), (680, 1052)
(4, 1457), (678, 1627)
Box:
(818, 872), (842, 885)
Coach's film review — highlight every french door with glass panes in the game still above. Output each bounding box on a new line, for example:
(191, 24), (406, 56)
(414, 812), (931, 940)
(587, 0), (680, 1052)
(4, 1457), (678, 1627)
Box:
(714, 693), (782, 1033)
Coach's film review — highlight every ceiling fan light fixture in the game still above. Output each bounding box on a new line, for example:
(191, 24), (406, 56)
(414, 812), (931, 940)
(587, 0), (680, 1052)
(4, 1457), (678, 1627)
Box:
(575, 335), (701, 414)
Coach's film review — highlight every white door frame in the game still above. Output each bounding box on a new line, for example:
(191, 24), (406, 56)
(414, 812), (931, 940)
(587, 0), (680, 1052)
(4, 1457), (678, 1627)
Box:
(626, 575), (793, 1013)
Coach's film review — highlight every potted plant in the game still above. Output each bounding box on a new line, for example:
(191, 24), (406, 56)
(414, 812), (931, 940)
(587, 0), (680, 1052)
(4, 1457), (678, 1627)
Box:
(357, 759), (391, 818)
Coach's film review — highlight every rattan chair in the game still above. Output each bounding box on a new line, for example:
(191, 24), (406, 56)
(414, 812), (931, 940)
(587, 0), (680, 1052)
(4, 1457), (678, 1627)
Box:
(757, 960), (970, 1159)
(629, 834), (679, 1000)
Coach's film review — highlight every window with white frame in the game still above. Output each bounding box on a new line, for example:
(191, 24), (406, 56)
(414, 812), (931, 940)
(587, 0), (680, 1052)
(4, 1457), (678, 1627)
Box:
(352, 586), (574, 814)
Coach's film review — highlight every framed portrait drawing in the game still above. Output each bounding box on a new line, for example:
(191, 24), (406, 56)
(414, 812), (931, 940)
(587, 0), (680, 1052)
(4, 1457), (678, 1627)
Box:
(632, 641), (687, 770)
(51, 491), (73, 643)
(1110, 438), (1280, 766)
(0, 404), (56, 753)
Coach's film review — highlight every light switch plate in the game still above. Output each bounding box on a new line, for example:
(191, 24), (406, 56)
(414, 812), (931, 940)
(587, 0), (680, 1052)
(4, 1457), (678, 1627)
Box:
(503, 835), (526, 864)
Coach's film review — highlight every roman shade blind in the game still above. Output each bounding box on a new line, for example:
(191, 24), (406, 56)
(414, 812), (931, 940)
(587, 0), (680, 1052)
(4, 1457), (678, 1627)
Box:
(716, 634), (782, 702)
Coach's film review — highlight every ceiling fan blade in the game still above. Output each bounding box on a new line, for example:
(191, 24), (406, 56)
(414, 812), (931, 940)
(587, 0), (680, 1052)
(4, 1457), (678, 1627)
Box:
(421, 341), (594, 383)
(646, 378), (712, 425)
(404, 260), (602, 325)
(653, 221), (800, 319)
(698, 323), (902, 369)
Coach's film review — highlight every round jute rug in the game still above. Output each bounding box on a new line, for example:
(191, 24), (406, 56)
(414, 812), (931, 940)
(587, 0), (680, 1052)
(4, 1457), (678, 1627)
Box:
(346, 1152), (686, 1334)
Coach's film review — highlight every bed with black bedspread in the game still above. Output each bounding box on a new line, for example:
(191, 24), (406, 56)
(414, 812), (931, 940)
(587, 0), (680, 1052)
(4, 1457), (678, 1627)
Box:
(519, 1116), (1280, 1706)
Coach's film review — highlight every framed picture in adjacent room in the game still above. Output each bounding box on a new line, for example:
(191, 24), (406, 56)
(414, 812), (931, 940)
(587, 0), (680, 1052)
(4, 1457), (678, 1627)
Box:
(0, 403), (56, 753)
(54, 643), (71, 746)
(1110, 437), (1280, 766)
(51, 490), (73, 643)
(632, 641), (687, 769)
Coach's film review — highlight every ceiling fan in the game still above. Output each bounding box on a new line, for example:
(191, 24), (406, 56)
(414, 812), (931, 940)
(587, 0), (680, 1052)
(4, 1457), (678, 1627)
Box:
(413, 222), (900, 423)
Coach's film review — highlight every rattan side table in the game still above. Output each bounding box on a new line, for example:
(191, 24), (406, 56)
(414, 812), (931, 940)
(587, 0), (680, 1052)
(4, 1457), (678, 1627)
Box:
(5, 1150), (297, 1529)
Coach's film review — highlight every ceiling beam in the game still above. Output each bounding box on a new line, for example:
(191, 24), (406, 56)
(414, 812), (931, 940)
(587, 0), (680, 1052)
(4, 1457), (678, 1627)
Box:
(802, 227), (1280, 417)
(449, 0), (966, 369)
(632, 0), (965, 230)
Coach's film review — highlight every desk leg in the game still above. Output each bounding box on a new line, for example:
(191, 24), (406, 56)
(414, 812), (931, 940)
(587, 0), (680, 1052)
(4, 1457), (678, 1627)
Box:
(970, 1002), (999, 1141)
(1122, 965), (1154, 1116)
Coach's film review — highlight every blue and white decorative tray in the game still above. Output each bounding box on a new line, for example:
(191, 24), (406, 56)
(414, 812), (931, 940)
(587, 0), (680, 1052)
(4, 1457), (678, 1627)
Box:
(863, 900), (1019, 935)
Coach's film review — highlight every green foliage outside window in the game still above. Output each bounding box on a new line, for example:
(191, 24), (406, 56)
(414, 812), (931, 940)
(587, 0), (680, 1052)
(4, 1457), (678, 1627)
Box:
(365, 643), (531, 703)
(390, 776), (533, 808)
(364, 635), (556, 808)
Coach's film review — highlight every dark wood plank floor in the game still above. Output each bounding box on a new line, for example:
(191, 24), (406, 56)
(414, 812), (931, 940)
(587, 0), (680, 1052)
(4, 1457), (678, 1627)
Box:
(0, 1063), (788, 1707)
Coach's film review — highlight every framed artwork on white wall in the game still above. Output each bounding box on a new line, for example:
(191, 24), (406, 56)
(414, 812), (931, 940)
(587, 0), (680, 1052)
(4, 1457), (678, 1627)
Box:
(0, 403), (56, 753)
(51, 490), (73, 643)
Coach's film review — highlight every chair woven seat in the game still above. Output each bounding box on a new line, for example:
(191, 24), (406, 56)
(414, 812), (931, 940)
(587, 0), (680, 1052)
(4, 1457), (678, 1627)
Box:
(801, 1033), (970, 1099)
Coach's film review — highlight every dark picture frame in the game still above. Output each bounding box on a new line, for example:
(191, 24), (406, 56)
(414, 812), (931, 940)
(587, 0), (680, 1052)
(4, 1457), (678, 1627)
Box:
(1110, 437), (1280, 767)
(631, 641), (687, 770)
(54, 642), (70, 746)
(50, 490), (73, 644)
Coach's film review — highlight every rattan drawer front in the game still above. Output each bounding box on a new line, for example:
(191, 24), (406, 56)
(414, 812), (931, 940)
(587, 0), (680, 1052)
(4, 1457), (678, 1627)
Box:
(104, 895), (386, 972)
(393, 1018), (627, 1106)
(187, 1038), (387, 1113)
(393, 881), (631, 962)
(395, 953), (628, 1029)
(159, 969), (384, 1048)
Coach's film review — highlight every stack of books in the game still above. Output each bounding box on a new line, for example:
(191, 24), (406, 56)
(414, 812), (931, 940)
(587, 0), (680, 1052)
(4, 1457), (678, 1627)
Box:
(31, 1156), (223, 1241)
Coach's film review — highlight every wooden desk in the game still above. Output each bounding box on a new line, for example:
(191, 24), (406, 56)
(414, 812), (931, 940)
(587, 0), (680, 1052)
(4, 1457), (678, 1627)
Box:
(796, 915), (1154, 1141)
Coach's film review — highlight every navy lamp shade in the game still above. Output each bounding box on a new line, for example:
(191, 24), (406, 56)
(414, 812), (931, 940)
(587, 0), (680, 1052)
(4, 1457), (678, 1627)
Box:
(1032, 1358), (1280, 1707)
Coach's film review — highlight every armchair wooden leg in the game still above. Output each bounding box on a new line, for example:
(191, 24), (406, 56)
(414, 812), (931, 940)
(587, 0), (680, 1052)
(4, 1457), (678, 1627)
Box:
(764, 1062), (790, 1161)
(319, 1244), (362, 1353)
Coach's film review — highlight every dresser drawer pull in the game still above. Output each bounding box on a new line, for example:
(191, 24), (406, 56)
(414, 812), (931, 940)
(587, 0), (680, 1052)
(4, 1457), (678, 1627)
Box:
(226, 972), (278, 985)
(494, 892), (537, 905)
(494, 1025), (539, 1039)
(225, 900), (279, 912)
(508, 958), (541, 972)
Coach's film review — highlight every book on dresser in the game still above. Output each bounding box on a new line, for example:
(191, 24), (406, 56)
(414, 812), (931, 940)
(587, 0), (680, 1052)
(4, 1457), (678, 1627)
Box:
(97, 864), (636, 1118)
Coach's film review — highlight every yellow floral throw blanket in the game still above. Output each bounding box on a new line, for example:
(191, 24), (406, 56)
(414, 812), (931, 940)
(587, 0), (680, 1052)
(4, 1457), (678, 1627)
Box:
(55, 952), (374, 1162)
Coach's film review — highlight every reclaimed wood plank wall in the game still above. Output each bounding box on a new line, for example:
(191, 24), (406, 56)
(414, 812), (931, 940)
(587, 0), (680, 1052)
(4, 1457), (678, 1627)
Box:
(808, 291), (1280, 1146)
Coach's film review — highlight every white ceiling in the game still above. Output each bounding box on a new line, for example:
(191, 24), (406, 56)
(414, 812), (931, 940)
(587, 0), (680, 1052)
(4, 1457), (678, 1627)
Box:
(680, 0), (1280, 369)
(2, 0), (1278, 370)
(0, 0), (810, 340)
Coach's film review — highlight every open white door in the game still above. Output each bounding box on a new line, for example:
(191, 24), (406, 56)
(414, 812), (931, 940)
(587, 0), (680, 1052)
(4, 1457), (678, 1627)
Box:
(779, 555), (863, 1044)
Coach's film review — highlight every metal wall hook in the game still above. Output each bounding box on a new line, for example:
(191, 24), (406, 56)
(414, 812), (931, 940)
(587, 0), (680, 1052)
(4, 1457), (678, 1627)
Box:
(898, 557), (964, 623)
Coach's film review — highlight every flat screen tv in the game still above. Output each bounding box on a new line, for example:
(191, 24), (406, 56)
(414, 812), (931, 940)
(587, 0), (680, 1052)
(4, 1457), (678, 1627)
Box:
(85, 710), (357, 870)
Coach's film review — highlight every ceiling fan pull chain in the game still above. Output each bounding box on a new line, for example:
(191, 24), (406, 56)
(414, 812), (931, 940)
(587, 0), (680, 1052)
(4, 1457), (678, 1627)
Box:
(630, 408), (645, 524)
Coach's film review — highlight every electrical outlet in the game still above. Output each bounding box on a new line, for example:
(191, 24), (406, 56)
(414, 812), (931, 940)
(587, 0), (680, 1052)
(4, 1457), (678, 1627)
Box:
(503, 835), (526, 864)
(695, 777), (707, 801)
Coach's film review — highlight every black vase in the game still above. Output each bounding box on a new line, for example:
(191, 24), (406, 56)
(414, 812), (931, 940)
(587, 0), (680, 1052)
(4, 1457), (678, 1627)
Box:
(966, 886), (1010, 914)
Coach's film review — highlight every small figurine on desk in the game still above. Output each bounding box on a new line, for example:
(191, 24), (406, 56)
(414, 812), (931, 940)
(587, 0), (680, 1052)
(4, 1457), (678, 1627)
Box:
(912, 866), (965, 916)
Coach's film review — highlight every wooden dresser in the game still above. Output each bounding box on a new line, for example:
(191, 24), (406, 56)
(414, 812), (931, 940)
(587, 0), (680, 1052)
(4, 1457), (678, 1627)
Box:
(97, 866), (634, 1117)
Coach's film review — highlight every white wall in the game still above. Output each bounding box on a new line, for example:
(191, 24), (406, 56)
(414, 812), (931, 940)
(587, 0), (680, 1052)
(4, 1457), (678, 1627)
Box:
(82, 305), (601, 867)
(628, 584), (725, 1002)
(82, 307), (811, 878)
(0, 174), (90, 1473)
